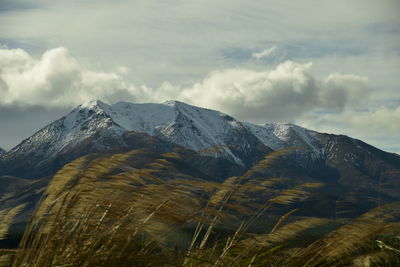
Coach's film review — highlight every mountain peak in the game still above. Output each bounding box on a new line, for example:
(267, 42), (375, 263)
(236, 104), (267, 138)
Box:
(161, 100), (202, 110)
(79, 99), (109, 110)
(2, 97), (400, 214)
(162, 100), (180, 106)
(3, 99), (269, 176)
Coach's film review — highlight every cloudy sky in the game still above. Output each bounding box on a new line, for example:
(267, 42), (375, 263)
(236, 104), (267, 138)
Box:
(0, 0), (399, 153)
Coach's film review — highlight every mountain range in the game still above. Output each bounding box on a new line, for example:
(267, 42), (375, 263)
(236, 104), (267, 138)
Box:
(0, 100), (400, 229)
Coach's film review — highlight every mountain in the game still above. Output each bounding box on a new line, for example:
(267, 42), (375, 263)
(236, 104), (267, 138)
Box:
(0, 100), (270, 178)
(1, 100), (400, 219)
(245, 122), (400, 197)
(0, 147), (5, 155)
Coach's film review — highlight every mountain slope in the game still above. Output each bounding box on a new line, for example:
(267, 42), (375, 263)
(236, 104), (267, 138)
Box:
(0, 100), (399, 230)
(0, 134), (247, 242)
(0, 100), (399, 201)
(244, 122), (324, 153)
(244, 122), (400, 200)
(0, 100), (270, 178)
(0, 147), (5, 155)
(1, 100), (399, 192)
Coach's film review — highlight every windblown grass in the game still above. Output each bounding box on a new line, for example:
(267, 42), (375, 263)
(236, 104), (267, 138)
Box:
(284, 202), (400, 267)
(4, 147), (400, 266)
(0, 204), (26, 241)
(0, 204), (26, 267)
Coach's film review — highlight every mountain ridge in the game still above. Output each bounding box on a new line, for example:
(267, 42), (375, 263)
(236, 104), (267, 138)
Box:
(0, 100), (399, 182)
(0, 99), (399, 227)
(0, 100), (270, 177)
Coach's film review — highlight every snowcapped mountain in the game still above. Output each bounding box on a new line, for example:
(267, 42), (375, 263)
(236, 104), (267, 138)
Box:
(0, 100), (271, 178)
(0, 148), (5, 155)
(0, 100), (327, 169)
(1, 99), (400, 222)
(1, 99), (399, 203)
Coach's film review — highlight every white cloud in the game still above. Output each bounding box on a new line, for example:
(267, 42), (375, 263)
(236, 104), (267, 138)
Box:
(252, 46), (278, 59)
(177, 61), (319, 121)
(174, 61), (369, 122)
(1, 0), (398, 87)
(0, 47), (370, 123)
(0, 46), (399, 153)
(0, 0), (398, 154)
(0, 47), (140, 107)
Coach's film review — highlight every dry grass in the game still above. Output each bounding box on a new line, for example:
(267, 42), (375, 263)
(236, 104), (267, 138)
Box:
(0, 204), (26, 241)
(284, 202), (400, 267)
(2, 147), (399, 266)
(0, 204), (25, 267)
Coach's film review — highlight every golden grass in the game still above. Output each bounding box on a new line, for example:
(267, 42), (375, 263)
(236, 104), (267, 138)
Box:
(0, 204), (26, 240)
(4, 147), (399, 266)
(284, 202), (400, 267)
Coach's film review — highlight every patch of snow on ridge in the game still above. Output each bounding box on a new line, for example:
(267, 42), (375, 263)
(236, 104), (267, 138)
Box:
(51, 100), (248, 164)
(244, 122), (323, 155)
(157, 101), (246, 165)
(103, 101), (177, 135)
(242, 122), (286, 150)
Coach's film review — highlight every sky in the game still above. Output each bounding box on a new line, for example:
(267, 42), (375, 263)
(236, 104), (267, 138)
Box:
(0, 0), (399, 153)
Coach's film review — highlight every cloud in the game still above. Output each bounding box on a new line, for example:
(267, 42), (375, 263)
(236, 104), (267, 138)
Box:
(0, 47), (138, 107)
(320, 73), (369, 110)
(174, 62), (369, 122)
(177, 61), (319, 121)
(252, 46), (278, 59)
(1, 0), (398, 87)
(0, 47), (370, 123)
(0, 0), (398, 154)
(0, 46), (398, 154)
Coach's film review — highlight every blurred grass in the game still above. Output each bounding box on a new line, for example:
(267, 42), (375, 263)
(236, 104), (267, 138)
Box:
(0, 147), (398, 266)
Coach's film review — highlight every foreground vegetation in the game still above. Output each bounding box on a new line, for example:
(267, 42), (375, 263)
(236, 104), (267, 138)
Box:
(1, 148), (399, 266)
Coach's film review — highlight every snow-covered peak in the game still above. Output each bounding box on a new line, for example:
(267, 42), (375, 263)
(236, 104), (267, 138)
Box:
(101, 100), (246, 153)
(265, 123), (307, 142)
(244, 122), (323, 153)
(69, 100), (197, 134)
(79, 99), (109, 110)
(4, 99), (331, 173)
(59, 100), (255, 165)
(162, 100), (183, 107)
(63, 100), (110, 132)
(8, 100), (251, 165)
(103, 101), (176, 135)
(64, 100), (244, 142)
